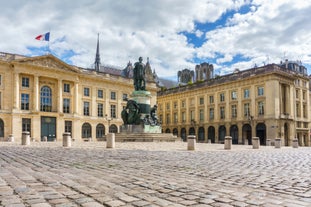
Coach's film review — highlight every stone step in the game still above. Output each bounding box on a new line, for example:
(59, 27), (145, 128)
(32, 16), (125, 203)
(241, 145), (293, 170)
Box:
(115, 133), (180, 142)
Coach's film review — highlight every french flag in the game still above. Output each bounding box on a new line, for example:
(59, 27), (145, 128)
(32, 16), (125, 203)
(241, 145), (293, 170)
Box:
(35, 32), (50, 41)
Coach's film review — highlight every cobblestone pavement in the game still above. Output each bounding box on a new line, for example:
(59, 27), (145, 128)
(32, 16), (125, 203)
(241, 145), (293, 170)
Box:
(0, 141), (311, 207)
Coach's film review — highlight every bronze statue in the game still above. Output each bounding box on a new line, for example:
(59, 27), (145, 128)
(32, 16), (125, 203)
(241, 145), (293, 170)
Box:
(121, 99), (141, 125)
(133, 57), (146, 90)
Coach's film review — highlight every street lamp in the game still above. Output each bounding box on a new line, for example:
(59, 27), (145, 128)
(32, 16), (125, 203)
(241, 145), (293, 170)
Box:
(105, 114), (113, 133)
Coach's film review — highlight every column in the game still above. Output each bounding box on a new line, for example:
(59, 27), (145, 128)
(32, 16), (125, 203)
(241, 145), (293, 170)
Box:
(58, 79), (63, 113)
(14, 73), (19, 109)
(33, 75), (39, 111)
(74, 82), (79, 114)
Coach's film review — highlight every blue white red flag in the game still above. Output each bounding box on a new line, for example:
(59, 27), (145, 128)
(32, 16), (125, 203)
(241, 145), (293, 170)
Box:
(35, 32), (50, 41)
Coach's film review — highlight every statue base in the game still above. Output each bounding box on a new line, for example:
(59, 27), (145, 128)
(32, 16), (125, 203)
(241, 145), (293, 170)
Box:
(120, 124), (161, 133)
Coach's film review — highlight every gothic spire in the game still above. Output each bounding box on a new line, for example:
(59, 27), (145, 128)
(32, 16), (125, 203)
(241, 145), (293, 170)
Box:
(94, 33), (101, 72)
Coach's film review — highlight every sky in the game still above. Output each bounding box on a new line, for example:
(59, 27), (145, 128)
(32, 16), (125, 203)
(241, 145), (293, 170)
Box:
(1, 0), (311, 81)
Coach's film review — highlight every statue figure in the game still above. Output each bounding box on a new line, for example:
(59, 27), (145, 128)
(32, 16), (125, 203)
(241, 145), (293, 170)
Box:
(133, 57), (146, 91)
(121, 99), (141, 125)
(150, 105), (159, 126)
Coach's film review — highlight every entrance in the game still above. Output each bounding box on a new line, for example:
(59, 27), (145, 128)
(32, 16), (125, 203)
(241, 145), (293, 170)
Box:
(41, 116), (56, 141)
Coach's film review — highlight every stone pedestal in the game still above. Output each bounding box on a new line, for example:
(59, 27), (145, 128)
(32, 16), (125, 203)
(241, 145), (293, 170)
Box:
(63, 132), (71, 147)
(21, 131), (30, 146)
(266, 139), (271, 146)
(131, 90), (151, 119)
(275, 138), (281, 148)
(224, 136), (232, 150)
(7, 134), (14, 142)
(252, 137), (260, 149)
(187, 135), (196, 150)
(292, 138), (298, 148)
(107, 133), (115, 148)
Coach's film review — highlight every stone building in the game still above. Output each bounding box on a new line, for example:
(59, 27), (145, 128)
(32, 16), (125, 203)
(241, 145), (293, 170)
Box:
(157, 60), (310, 146)
(0, 51), (157, 142)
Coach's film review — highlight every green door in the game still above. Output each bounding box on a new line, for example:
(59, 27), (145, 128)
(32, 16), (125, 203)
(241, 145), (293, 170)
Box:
(41, 116), (56, 141)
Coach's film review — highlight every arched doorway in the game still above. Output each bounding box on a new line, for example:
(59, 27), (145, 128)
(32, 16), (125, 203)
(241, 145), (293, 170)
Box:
(0, 119), (4, 138)
(165, 128), (171, 133)
(181, 128), (186, 141)
(96, 124), (105, 138)
(218, 125), (226, 143)
(284, 123), (289, 146)
(198, 127), (205, 142)
(208, 126), (215, 143)
(173, 128), (178, 137)
(242, 124), (252, 145)
(256, 123), (266, 145)
(189, 127), (195, 135)
(82, 123), (92, 138)
(230, 125), (238, 144)
(109, 124), (118, 133)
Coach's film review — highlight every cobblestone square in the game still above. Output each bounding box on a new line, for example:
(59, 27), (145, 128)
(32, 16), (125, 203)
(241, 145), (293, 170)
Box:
(0, 142), (311, 207)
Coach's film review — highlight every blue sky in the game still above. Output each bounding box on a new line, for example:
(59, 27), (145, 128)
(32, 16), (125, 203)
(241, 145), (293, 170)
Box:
(0, 0), (310, 81)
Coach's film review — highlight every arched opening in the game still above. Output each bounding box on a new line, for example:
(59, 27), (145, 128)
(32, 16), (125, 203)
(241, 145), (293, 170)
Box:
(82, 123), (92, 138)
(165, 128), (171, 133)
(218, 125), (226, 143)
(189, 127), (195, 135)
(181, 128), (186, 141)
(173, 128), (178, 137)
(0, 119), (4, 138)
(40, 86), (52, 112)
(198, 127), (205, 142)
(96, 124), (105, 138)
(256, 123), (266, 145)
(230, 125), (239, 144)
(242, 124), (252, 145)
(208, 126), (215, 143)
(284, 123), (289, 146)
(109, 124), (118, 133)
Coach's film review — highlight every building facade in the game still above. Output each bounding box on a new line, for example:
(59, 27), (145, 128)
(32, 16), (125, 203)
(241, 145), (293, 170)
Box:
(157, 61), (310, 146)
(0, 52), (157, 142)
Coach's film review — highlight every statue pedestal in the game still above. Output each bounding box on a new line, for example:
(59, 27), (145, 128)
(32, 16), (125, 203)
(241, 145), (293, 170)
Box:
(121, 124), (162, 133)
(131, 90), (151, 119)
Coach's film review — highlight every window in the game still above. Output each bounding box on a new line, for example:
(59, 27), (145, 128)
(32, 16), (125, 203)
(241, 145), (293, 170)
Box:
(209, 108), (214, 120)
(122, 93), (128, 101)
(174, 113), (178, 123)
(40, 86), (52, 112)
(82, 123), (91, 138)
(22, 77), (29, 88)
(296, 90), (299, 99)
(220, 106), (225, 119)
(98, 103), (103, 117)
(199, 97), (204, 105)
(111, 91), (116, 100)
(98, 89), (103, 98)
(303, 91), (306, 100)
(65, 121), (72, 134)
(231, 105), (237, 118)
(258, 86), (264, 96)
(64, 83), (70, 93)
(96, 124), (105, 138)
(63, 98), (70, 113)
(190, 110), (195, 121)
(231, 91), (237, 100)
(0, 75), (2, 85)
(199, 109), (204, 121)
(220, 93), (225, 102)
(296, 103), (300, 117)
(21, 93), (29, 110)
(22, 118), (31, 136)
(181, 100), (186, 108)
(303, 104), (307, 118)
(209, 96), (214, 104)
(244, 103), (250, 117)
(258, 101), (264, 115)
(110, 104), (116, 118)
(166, 103), (170, 110)
(84, 87), (90, 96)
(244, 89), (250, 99)
(182, 112), (186, 122)
(83, 102), (90, 116)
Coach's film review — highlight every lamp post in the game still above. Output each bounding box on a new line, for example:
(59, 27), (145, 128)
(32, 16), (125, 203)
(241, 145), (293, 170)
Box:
(105, 114), (113, 133)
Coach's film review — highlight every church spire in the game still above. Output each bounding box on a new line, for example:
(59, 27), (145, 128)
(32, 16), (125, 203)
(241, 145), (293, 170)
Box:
(94, 33), (101, 72)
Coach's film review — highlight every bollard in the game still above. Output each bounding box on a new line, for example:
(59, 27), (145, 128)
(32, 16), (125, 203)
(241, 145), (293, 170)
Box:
(106, 133), (115, 148)
(8, 134), (14, 142)
(244, 140), (249, 145)
(63, 132), (71, 147)
(266, 139), (271, 146)
(187, 135), (196, 150)
(224, 136), (232, 150)
(207, 139), (211, 144)
(43, 136), (47, 142)
(252, 137), (260, 149)
(21, 131), (30, 146)
(275, 138), (281, 148)
(292, 138), (298, 148)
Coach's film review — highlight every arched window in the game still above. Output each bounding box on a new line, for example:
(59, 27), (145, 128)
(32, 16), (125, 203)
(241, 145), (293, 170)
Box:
(109, 124), (118, 133)
(40, 86), (52, 112)
(82, 123), (92, 138)
(0, 119), (4, 137)
(165, 128), (171, 133)
(96, 124), (105, 138)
